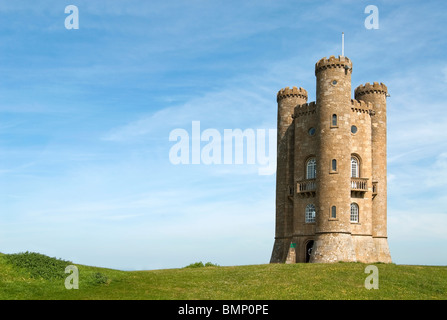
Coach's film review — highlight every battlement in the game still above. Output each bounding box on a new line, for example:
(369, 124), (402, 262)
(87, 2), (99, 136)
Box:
(350, 99), (374, 115)
(354, 82), (388, 97)
(277, 86), (308, 102)
(315, 55), (352, 75)
(350, 99), (372, 109)
(293, 101), (317, 118)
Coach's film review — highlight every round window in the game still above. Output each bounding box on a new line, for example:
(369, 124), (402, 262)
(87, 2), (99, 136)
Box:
(351, 125), (358, 134)
(332, 80), (338, 85)
(308, 127), (316, 136)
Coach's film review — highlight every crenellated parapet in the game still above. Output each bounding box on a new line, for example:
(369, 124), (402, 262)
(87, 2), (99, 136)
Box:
(350, 99), (374, 115)
(293, 101), (317, 118)
(354, 82), (388, 98)
(315, 55), (352, 75)
(277, 86), (308, 102)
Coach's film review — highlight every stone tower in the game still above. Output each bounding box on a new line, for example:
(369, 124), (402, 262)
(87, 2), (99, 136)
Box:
(270, 55), (392, 264)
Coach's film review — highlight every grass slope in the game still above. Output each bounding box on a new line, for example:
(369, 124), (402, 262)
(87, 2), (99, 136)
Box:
(0, 252), (446, 300)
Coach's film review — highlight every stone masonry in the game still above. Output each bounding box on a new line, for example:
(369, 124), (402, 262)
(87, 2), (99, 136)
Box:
(270, 55), (392, 263)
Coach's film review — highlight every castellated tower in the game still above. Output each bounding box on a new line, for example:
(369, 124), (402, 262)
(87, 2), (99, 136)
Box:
(270, 55), (392, 264)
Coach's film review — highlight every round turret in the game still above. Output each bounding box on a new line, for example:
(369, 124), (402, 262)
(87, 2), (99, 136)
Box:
(354, 82), (391, 263)
(311, 55), (356, 263)
(276, 86), (308, 140)
(272, 86), (308, 263)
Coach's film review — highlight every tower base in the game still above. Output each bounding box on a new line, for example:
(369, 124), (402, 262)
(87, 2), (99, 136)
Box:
(270, 238), (291, 263)
(373, 237), (392, 263)
(310, 233), (357, 263)
(352, 235), (378, 263)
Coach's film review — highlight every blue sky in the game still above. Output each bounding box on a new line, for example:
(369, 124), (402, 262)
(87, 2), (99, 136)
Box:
(0, 0), (446, 270)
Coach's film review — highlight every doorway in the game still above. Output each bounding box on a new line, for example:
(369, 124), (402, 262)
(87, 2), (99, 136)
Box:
(305, 240), (314, 263)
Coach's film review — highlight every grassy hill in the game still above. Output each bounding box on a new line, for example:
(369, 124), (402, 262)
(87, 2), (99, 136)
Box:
(0, 251), (446, 300)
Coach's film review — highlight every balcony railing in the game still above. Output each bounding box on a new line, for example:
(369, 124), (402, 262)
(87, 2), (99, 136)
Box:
(297, 179), (316, 197)
(351, 178), (368, 192)
(296, 178), (370, 197)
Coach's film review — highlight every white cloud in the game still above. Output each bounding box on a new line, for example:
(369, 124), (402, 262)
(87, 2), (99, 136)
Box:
(101, 54), (312, 144)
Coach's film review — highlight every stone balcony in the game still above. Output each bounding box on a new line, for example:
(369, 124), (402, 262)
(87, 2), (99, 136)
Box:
(351, 177), (368, 196)
(297, 179), (316, 197)
(296, 177), (369, 198)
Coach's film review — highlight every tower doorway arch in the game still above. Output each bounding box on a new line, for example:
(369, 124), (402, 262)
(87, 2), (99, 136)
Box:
(305, 240), (314, 263)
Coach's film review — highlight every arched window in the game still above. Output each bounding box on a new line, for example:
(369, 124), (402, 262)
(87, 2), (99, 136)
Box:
(351, 157), (359, 178)
(331, 159), (337, 172)
(305, 204), (316, 223)
(331, 206), (337, 219)
(350, 203), (359, 223)
(306, 158), (316, 179)
(332, 114), (337, 126)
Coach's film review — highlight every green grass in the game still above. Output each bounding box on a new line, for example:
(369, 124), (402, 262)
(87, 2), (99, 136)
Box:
(0, 252), (446, 300)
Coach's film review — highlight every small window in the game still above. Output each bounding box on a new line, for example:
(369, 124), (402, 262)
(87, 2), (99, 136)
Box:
(305, 204), (316, 223)
(351, 125), (358, 134)
(332, 114), (337, 126)
(332, 80), (338, 85)
(308, 127), (316, 136)
(331, 159), (337, 172)
(331, 206), (336, 219)
(350, 203), (359, 223)
(306, 158), (316, 179)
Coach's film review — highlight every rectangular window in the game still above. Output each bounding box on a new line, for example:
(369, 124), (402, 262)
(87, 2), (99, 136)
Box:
(331, 206), (336, 219)
(350, 203), (359, 223)
(306, 204), (316, 223)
